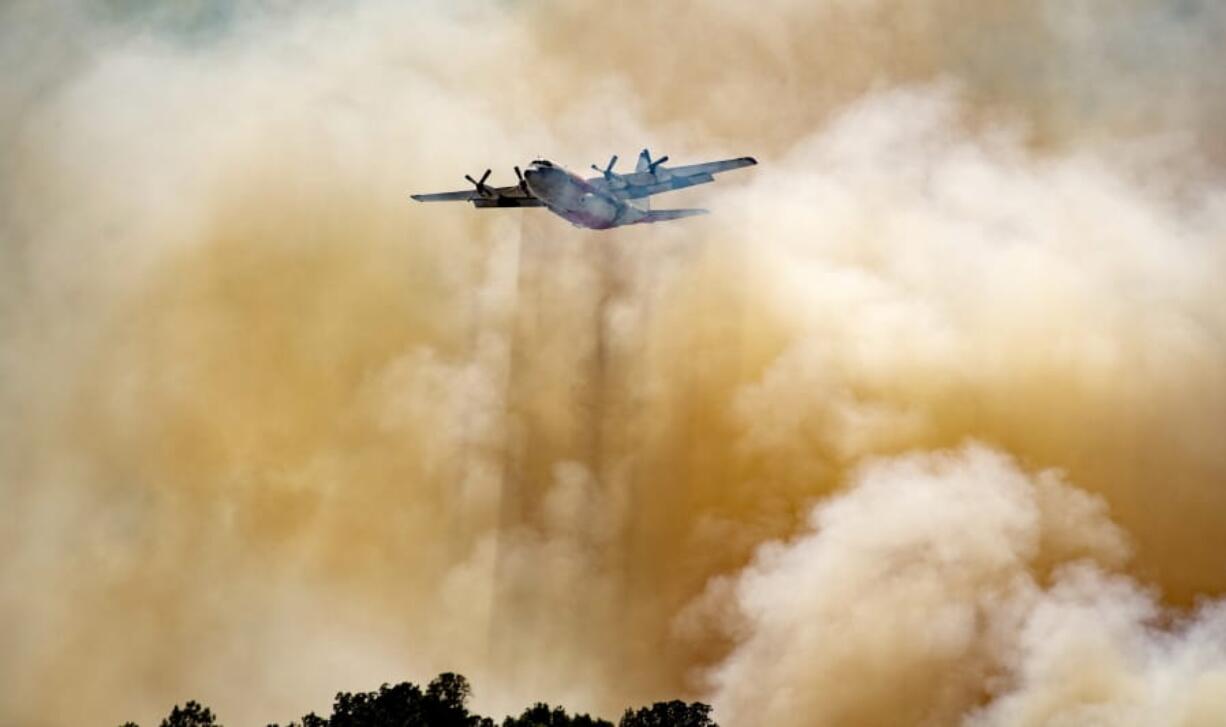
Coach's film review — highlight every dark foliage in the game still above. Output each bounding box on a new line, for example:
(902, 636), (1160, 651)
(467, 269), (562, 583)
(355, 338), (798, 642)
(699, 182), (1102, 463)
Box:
(328, 673), (491, 727)
(159, 701), (221, 727)
(618, 701), (716, 727)
(271, 673), (490, 727)
(501, 702), (613, 727)
(122, 673), (717, 727)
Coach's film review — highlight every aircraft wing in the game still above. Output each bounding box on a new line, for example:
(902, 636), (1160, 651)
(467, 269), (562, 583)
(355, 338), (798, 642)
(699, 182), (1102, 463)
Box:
(589, 156), (757, 200)
(664, 157), (759, 179)
(411, 184), (543, 207)
(411, 189), (479, 202)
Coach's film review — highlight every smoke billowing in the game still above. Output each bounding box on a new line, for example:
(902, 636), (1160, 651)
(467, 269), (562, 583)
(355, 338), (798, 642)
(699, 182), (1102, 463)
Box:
(3, 1), (1226, 725)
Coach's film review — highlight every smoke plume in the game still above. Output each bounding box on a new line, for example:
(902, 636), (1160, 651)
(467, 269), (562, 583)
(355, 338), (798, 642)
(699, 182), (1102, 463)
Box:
(3, 1), (1226, 725)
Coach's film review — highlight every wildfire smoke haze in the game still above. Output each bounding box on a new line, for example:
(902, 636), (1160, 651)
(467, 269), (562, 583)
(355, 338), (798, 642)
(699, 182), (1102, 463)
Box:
(3, 2), (1226, 726)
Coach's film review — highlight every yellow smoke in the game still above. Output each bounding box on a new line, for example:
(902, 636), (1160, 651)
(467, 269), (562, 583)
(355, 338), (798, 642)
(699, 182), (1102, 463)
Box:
(2, 1), (1226, 726)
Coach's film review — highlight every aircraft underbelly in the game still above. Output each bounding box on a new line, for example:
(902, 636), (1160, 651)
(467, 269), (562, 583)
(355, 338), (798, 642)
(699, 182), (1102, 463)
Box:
(575, 194), (618, 225)
(543, 185), (625, 229)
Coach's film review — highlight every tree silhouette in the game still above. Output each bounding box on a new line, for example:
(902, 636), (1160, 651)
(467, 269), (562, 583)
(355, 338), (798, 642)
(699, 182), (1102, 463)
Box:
(159, 701), (221, 727)
(426, 672), (473, 708)
(272, 673), (492, 727)
(273, 713), (328, 727)
(618, 700), (715, 727)
(124, 673), (719, 727)
(501, 702), (612, 727)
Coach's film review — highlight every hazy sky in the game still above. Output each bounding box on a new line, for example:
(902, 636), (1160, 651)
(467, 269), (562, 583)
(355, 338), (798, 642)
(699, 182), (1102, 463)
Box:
(3, 2), (1226, 725)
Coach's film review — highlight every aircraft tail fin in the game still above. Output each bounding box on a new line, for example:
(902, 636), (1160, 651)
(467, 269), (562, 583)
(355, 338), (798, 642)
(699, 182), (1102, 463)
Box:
(636, 149), (652, 173)
(636, 208), (709, 224)
(636, 148), (669, 174)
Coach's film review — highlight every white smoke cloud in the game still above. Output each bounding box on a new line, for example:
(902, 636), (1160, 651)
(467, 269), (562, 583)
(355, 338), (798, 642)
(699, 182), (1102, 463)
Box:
(707, 444), (1226, 726)
(706, 444), (1127, 725)
(969, 566), (1226, 727)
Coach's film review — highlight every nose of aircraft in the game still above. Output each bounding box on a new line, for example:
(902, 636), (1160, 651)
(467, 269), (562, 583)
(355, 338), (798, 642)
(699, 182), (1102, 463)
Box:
(522, 166), (549, 195)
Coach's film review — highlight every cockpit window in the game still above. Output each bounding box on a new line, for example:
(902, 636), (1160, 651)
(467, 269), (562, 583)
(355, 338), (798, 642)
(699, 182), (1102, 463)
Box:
(531, 159), (553, 168)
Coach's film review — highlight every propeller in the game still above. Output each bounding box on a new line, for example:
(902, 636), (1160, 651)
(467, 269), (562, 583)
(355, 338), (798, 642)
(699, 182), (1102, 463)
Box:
(514, 165), (527, 193)
(590, 155), (619, 181)
(638, 149), (669, 174)
(464, 169), (493, 196)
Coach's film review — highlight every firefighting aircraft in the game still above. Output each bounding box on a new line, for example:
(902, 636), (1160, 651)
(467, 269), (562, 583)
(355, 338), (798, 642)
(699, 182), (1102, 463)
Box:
(410, 149), (757, 229)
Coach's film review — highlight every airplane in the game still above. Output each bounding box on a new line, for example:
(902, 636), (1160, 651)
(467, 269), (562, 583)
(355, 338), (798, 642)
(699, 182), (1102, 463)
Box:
(410, 149), (757, 229)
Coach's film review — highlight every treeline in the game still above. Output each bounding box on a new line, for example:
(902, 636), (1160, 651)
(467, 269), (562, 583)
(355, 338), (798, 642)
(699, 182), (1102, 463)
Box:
(119, 672), (718, 727)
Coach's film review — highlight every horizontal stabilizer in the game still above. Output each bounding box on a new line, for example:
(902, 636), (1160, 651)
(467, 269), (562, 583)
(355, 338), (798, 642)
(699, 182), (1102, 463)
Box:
(637, 208), (709, 224)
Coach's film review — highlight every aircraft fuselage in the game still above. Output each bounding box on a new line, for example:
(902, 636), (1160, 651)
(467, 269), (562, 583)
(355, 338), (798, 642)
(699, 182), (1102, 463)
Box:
(522, 162), (649, 229)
